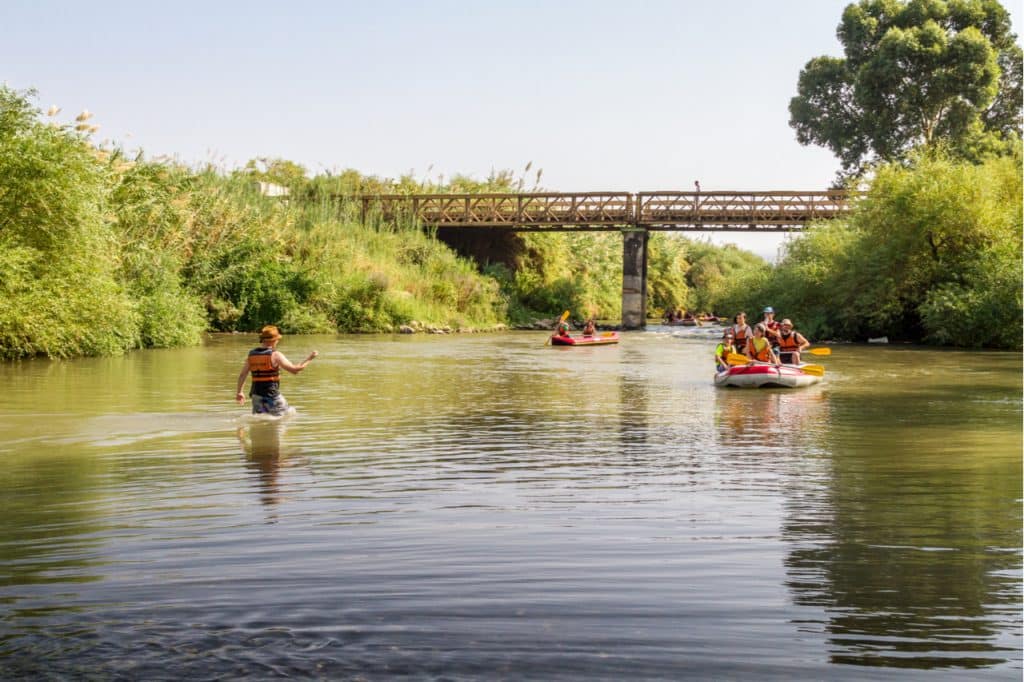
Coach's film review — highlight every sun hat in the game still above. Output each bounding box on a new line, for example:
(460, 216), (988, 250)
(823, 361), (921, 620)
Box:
(259, 325), (282, 341)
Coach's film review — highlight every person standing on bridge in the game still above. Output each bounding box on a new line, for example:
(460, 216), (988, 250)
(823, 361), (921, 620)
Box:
(235, 325), (318, 416)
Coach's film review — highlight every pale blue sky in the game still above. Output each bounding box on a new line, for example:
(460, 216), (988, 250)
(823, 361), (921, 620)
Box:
(4, 0), (1021, 258)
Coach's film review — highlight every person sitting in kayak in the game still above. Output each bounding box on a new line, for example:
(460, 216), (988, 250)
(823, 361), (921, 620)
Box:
(776, 319), (810, 365)
(730, 312), (751, 349)
(745, 323), (780, 366)
(582, 318), (596, 337)
(760, 306), (781, 343)
(235, 325), (318, 416)
(715, 330), (736, 372)
(555, 321), (572, 339)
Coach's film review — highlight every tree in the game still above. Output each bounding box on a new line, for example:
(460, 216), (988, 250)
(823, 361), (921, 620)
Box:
(789, 0), (1022, 176)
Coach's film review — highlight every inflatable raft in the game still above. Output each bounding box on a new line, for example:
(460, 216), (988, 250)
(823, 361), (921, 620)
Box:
(551, 332), (620, 346)
(714, 362), (821, 388)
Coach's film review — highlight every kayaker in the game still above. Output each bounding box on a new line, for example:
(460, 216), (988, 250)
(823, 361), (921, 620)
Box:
(555, 320), (572, 339)
(715, 330), (736, 372)
(235, 325), (318, 416)
(582, 318), (597, 337)
(745, 323), (780, 366)
(776, 319), (810, 364)
(760, 306), (781, 343)
(730, 312), (752, 350)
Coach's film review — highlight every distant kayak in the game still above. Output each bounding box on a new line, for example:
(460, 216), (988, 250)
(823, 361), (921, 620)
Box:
(551, 332), (620, 346)
(714, 362), (821, 388)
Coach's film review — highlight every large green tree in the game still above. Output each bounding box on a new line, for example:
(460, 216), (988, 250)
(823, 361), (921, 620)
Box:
(789, 0), (1023, 175)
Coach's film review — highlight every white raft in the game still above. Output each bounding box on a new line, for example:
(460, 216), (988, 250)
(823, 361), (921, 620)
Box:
(714, 362), (822, 388)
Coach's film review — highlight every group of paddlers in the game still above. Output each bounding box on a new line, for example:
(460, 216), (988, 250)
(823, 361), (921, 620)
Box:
(663, 308), (720, 324)
(714, 307), (810, 372)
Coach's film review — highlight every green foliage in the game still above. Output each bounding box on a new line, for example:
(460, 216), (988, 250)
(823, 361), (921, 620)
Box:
(790, 0), (1022, 175)
(499, 232), (621, 323)
(749, 153), (1022, 347)
(0, 86), (138, 358)
(646, 235), (692, 315)
(0, 87), (512, 359)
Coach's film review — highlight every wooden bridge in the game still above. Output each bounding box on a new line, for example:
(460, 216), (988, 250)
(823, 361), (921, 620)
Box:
(360, 190), (851, 231)
(356, 190), (853, 328)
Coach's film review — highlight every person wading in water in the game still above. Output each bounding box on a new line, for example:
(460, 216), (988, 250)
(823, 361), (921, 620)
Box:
(235, 325), (318, 416)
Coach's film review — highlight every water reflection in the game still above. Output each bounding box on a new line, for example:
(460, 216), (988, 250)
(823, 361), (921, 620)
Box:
(712, 387), (831, 453)
(782, 386), (1022, 669)
(237, 420), (300, 515)
(0, 335), (1019, 677)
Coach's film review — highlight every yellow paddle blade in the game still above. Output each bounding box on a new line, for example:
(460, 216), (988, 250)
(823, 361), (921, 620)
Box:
(560, 310), (570, 322)
(727, 352), (750, 366)
(800, 364), (825, 376)
(600, 331), (616, 337)
(807, 347), (831, 356)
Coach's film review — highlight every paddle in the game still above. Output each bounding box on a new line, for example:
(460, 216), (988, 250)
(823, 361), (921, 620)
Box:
(799, 364), (825, 376)
(544, 310), (571, 345)
(727, 352), (752, 366)
(806, 347), (832, 356)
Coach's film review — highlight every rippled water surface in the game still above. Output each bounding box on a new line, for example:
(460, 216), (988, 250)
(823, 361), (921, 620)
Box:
(1, 330), (1021, 679)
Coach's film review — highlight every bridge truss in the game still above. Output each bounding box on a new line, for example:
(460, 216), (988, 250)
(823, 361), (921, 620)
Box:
(359, 191), (851, 231)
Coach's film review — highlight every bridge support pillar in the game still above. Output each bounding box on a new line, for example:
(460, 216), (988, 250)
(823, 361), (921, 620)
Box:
(621, 228), (648, 330)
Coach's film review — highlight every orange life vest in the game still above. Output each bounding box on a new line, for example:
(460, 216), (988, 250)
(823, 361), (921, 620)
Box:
(748, 337), (773, 362)
(248, 347), (279, 382)
(732, 324), (749, 344)
(777, 331), (803, 352)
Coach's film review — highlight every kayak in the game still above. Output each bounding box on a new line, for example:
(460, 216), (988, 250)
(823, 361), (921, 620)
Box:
(551, 332), (620, 346)
(714, 362), (821, 388)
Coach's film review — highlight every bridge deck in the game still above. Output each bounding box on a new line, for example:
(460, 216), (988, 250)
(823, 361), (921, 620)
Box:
(358, 191), (851, 231)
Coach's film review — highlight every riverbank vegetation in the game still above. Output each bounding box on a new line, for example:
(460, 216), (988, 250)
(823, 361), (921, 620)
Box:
(1, 71), (1021, 360)
(721, 152), (1022, 348)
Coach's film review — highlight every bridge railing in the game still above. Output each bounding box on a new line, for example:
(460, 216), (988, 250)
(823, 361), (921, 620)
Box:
(362, 192), (634, 228)
(636, 191), (850, 228)
(359, 190), (851, 230)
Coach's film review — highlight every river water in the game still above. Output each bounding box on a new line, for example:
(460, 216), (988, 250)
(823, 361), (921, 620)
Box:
(1, 330), (1020, 680)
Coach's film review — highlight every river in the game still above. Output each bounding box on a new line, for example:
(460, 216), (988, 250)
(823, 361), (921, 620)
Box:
(1, 330), (1020, 679)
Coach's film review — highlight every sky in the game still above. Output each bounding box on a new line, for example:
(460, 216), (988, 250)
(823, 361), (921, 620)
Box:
(4, 0), (1022, 259)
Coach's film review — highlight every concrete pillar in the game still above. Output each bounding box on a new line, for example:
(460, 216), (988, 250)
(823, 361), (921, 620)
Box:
(621, 228), (648, 329)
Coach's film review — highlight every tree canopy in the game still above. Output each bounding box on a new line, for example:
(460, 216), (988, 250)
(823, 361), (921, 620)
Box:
(789, 0), (1023, 176)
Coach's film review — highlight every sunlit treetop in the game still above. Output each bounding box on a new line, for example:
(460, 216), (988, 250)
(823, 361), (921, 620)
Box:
(789, 0), (1022, 178)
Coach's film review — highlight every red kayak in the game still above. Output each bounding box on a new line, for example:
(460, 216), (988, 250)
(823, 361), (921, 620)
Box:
(551, 332), (620, 346)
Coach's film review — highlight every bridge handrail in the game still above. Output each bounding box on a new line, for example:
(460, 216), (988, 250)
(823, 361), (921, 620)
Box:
(357, 190), (853, 228)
